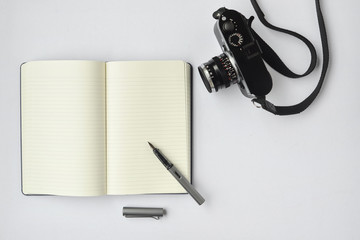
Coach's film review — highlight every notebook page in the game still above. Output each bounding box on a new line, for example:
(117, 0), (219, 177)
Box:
(106, 61), (191, 195)
(21, 61), (106, 196)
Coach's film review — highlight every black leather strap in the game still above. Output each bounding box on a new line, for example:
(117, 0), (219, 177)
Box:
(250, 0), (329, 115)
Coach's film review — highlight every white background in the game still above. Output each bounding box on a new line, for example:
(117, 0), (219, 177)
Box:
(1, 0), (360, 239)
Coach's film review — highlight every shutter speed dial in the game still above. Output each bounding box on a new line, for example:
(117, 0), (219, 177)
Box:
(228, 33), (244, 47)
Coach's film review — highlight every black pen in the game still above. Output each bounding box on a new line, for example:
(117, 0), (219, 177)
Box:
(148, 142), (205, 205)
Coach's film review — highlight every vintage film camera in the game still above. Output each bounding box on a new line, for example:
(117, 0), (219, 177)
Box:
(198, 0), (329, 116)
(198, 7), (272, 98)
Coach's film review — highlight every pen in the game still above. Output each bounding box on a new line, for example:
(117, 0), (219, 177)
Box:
(148, 142), (205, 205)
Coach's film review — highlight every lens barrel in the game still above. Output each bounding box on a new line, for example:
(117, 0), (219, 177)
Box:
(198, 53), (239, 93)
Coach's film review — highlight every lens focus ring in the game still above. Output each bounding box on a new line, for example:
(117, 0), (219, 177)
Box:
(217, 54), (238, 85)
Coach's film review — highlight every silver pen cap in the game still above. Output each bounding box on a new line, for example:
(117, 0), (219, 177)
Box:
(123, 207), (165, 220)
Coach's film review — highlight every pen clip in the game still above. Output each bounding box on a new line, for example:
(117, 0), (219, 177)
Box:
(123, 214), (161, 220)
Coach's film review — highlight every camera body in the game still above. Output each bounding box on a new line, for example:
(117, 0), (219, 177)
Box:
(199, 8), (272, 98)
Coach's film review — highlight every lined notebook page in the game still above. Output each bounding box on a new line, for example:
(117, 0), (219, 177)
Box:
(21, 61), (106, 196)
(106, 61), (191, 195)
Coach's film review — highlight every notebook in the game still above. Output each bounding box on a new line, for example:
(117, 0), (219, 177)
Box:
(20, 60), (192, 196)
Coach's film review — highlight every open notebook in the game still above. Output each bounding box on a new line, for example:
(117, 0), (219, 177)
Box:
(21, 60), (192, 196)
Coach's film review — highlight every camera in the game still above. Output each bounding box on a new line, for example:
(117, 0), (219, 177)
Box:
(198, 7), (272, 98)
(198, 1), (329, 116)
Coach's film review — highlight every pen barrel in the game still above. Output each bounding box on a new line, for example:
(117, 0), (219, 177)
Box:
(169, 165), (205, 205)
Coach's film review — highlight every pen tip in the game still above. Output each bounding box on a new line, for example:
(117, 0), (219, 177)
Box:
(148, 142), (155, 149)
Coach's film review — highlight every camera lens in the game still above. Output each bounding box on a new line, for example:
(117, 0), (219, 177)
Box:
(198, 53), (240, 93)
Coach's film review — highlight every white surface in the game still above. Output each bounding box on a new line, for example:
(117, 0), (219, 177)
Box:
(1, 0), (359, 239)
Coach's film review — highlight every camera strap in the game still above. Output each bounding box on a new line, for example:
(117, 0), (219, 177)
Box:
(250, 0), (329, 115)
